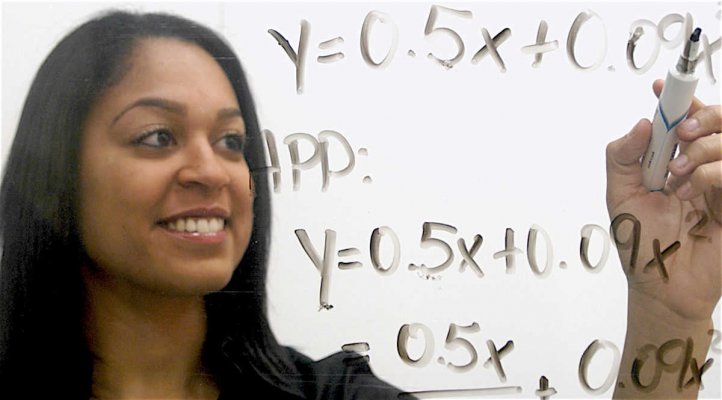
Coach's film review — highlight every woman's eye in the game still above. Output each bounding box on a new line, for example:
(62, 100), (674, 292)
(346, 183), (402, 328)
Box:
(133, 128), (176, 148)
(218, 133), (245, 153)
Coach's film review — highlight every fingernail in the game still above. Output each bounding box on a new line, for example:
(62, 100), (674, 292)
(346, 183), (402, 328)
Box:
(680, 118), (699, 132)
(677, 181), (692, 198)
(671, 154), (688, 169)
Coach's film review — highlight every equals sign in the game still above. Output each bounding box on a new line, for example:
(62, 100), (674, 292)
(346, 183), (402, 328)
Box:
(317, 36), (345, 63)
(341, 342), (370, 366)
(338, 248), (362, 269)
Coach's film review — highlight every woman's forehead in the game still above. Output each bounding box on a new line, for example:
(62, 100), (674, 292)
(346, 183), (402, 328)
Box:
(122, 38), (229, 87)
(92, 37), (240, 118)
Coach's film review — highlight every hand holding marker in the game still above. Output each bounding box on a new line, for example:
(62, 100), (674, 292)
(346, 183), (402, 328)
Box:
(641, 28), (702, 191)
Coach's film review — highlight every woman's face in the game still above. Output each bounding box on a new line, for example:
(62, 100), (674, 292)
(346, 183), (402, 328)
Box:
(79, 38), (253, 296)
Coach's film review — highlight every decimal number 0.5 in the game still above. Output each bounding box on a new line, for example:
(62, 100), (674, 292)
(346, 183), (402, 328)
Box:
(398, 322), (480, 372)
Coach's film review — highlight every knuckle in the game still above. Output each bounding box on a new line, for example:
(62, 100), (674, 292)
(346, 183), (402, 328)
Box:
(704, 104), (722, 131)
(691, 163), (714, 187)
(696, 137), (714, 157)
(687, 134), (721, 162)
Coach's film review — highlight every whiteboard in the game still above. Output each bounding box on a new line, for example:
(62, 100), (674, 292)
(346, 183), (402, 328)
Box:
(1, 1), (720, 398)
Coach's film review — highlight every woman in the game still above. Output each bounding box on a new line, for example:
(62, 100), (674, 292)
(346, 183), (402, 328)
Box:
(0, 11), (402, 399)
(1, 9), (720, 400)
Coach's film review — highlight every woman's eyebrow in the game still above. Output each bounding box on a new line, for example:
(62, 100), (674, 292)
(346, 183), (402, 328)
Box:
(111, 97), (186, 126)
(216, 108), (243, 122)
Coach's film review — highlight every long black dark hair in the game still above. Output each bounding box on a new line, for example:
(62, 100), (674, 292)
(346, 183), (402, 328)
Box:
(0, 10), (299, 398)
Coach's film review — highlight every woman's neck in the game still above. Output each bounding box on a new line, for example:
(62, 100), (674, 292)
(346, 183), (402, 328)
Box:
(82, 269), (219, 400)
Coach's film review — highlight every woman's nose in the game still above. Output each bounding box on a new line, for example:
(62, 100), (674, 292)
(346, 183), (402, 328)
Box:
(176, 139), (231, 191)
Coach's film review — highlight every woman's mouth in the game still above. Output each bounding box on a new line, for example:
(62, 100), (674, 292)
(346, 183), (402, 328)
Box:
(164, 217), (226, 234)
(157, 207), (231, 244)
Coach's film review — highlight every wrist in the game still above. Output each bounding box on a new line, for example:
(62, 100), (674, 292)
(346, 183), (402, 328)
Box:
(626, 288), (714, 337)
(614, 289), (715, 399)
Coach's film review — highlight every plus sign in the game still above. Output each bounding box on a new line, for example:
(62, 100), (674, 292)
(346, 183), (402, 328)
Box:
(535, 376), (557, 400)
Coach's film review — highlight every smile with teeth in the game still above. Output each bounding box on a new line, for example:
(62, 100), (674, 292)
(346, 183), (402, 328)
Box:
(164, 217), (226, 234)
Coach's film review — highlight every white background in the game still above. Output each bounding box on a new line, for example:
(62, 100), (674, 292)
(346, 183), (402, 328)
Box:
(2, 2), (720, 398)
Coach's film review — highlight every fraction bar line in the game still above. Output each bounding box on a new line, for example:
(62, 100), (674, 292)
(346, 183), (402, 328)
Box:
(399, 386), (522, 399)
(341, 342), (370, 353)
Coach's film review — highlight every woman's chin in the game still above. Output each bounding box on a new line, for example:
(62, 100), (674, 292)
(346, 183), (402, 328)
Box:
(155, 264), (236, 297)
(82, 259), (237, 299)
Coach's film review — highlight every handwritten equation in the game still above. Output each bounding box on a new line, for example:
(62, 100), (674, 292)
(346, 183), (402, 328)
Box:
(267, 5), (721, 93)
(292, 211), (717, 310)
(336, 328), (721, 398)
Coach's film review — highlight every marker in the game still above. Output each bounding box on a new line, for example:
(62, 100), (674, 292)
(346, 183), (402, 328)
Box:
(641, 28), (702, 191)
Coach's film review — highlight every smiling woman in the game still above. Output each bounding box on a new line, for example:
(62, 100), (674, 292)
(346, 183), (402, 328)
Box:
(2, 7), (721, 400)
(0, 11), (403, 400)
(79, 38), (254, 297)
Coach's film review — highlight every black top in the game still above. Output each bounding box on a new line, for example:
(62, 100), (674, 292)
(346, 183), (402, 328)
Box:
(217, 342), (409, 399)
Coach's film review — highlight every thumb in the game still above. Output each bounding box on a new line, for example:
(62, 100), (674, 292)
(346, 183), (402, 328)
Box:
(606, 119), (652, 210)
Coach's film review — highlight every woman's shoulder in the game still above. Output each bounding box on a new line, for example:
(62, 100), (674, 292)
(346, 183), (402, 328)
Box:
(285, 347), (409, 399)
